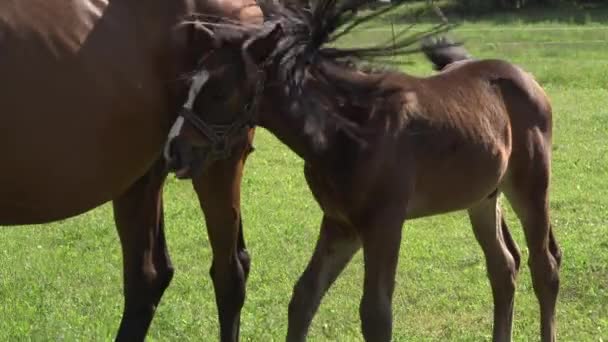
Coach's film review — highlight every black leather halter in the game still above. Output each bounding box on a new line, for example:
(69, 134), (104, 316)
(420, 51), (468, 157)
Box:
(178, 69), (266, 160)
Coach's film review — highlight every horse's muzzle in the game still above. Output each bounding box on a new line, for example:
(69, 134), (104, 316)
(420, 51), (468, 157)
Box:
(165, 136), (208, 180)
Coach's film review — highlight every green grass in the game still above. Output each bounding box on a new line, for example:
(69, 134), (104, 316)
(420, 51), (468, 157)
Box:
(1, 7), (608, 342)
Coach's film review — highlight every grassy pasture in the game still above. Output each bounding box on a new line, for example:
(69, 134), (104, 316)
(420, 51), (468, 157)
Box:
(1, 5), (607, 342)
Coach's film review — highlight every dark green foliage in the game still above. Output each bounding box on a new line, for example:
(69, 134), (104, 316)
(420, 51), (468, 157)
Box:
(390, 0), (604, 11)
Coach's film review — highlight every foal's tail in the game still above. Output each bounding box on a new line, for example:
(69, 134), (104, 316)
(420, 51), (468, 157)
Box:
(421, 36), (472, 71)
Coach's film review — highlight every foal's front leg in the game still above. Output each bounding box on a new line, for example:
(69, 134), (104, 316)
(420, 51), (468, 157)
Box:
(287, 215), (361, 342)
(359, 209), (405, 342)
(193, 134), (254, 342)
(113, 159), (173, 341)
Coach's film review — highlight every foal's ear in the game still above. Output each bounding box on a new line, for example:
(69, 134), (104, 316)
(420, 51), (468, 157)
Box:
(243, 22), (283, 66)
(171, 21), (218, 67)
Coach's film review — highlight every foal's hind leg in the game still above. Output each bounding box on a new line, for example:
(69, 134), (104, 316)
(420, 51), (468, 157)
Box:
(503, 177), (559, 341)
(468, 195), (521, 342)
(113, 159), (173, 341)
(287, 215), (361, 342)
(503, 131), (560, 342)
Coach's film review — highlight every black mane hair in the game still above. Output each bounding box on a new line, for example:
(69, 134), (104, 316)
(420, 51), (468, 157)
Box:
(258, 0), (455, 88)
(199, 0), (458, 148)
(261, 0), (457, 147)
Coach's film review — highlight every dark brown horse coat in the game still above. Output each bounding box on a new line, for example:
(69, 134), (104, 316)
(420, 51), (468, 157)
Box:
(0, 0), (260, 223)
(185, 1), (561, 340)
(1, 0), (261, 340)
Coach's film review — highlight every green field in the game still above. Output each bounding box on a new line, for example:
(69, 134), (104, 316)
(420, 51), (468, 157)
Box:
(1, 5), (607, 342)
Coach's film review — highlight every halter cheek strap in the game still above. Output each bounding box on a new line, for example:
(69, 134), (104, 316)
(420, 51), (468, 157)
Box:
(164, 65), (266, 165)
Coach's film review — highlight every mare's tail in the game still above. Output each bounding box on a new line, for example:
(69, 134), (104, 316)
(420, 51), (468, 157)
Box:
(421, 36), (472, 71)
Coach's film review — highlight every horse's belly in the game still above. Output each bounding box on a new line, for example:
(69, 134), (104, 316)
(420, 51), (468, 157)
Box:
(0, 104), (167, 225)
(0, 147), (160, 225)
(406, 143), (509, 219)
(0, 179), (113, 226)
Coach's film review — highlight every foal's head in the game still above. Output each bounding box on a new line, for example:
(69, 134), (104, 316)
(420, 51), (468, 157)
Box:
(164, 20), (279, 178)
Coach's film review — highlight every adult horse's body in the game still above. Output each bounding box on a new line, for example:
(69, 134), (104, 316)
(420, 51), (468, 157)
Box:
(181, 1), (562, 341)
(0, 0), (261, 340)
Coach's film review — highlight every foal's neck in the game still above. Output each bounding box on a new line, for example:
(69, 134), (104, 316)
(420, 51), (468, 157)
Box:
(258, 66), (390, 167)
(258, 86), (335, 165)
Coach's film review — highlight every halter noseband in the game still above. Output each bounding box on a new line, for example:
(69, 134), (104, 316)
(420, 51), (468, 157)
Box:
(164, 66), (266, 166)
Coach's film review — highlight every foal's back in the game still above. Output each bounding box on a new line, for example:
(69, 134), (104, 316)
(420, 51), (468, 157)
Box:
(388, 59), (551, 219)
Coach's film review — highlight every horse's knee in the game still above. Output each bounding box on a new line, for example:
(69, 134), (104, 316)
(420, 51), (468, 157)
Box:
(551, 247), (562, 269)
(136, 263), (174, 301)
(549, 228), (562, 268)
(238, 249), (251, 279)
(209, 257), (247, 308)
(501, 217), (522, 272)
(528, 250), (560, 296)
(489, 262), (518, 299)
(157, 264), (175, 293)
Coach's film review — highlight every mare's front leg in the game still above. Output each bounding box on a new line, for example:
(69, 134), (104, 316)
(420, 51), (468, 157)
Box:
(193, 134), (254, 342)
(287, 215), (361, 342)
(113, 158), (173, 341)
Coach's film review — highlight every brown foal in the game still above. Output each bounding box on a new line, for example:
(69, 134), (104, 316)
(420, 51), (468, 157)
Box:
(179, 0), (562, 340)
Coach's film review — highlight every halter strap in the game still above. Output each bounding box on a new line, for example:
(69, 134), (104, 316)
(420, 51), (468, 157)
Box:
(176, 67), (266, 159)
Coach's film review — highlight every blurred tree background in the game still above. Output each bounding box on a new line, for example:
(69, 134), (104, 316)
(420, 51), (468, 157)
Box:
(454, 0), (602, 10)
(413, 0), (605, 10)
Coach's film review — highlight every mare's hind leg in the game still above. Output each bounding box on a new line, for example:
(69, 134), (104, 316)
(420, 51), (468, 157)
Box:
(287, 215), (361, 342)
(193, 135), (254, 342)
(359, 209), (405, 342)
(503, 135), (560, 342)
(113, 159), (173, 341)
(468, 195), (521, 342)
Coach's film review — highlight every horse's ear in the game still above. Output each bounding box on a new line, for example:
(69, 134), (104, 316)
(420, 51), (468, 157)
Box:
(243, 22), (282, 66)
(171, 21), (220, 66)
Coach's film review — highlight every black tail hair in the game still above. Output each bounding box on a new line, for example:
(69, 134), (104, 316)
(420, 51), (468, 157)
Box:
(421, 36), (472, 71)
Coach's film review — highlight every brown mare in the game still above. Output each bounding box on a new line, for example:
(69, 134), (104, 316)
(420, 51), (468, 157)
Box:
(0, 0), (264, 340)
(176, 1), (562, 340)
